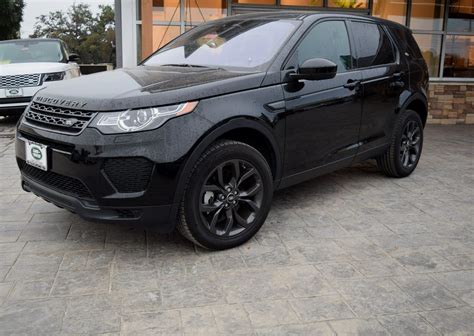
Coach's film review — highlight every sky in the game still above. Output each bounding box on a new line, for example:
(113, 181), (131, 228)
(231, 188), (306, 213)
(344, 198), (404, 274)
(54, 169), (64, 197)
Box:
(21, 0), (114, 38)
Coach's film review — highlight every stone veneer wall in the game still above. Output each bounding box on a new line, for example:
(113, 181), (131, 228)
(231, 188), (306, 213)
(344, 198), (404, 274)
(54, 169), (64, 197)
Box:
(428, 83), (474, 124)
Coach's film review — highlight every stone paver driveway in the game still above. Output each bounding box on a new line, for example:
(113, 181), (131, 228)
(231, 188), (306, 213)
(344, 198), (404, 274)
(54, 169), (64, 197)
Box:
(0, 119), (473, 335)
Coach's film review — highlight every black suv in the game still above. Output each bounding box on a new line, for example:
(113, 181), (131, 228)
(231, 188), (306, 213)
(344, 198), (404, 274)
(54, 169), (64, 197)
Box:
(15, 12), (429, 249)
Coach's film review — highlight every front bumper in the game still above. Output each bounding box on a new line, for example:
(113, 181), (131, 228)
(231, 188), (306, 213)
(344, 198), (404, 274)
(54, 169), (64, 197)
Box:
(0, 97), (32, 115)
(0, 85), (44, 115)
(15, 124), (183, 231)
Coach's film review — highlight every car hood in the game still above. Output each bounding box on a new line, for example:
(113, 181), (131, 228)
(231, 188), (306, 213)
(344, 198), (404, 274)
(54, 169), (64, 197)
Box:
(33, 66), (266, 111)
(0, 62), (70, 76)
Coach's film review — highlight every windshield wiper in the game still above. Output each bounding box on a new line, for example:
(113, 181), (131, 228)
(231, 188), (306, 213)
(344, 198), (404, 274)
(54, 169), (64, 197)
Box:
(161, 64), (210, 68)
(160, 63), (226, 71)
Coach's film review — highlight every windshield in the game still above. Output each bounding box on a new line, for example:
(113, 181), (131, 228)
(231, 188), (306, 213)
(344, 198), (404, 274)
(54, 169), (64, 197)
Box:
(0, 40), (65, 64)
(144, 19), (300, 71)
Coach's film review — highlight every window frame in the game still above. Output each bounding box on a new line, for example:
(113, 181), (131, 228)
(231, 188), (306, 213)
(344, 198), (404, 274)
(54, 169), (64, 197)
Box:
(281, 17), (357, 74)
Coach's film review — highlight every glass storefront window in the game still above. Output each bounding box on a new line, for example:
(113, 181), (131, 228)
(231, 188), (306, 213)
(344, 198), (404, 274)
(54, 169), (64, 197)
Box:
(232, 0), (276, 5)
(410, 0), (445, 31)
(328, 0), (368, 9)
(280, 0), (323, 6)
(443, 35), (474, 77)
(372, 0), (407, 25)
(183, 0), (227, 25)
(447, 0), (474, 33)
(413, 33), (442, 77)
(153, 25), (181, 50)
(153, 0), (181, 22)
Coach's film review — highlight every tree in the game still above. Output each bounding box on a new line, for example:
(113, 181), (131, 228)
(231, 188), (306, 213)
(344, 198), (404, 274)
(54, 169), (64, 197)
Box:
(0, 0), (25, 40)
(30, 3), (115, 65)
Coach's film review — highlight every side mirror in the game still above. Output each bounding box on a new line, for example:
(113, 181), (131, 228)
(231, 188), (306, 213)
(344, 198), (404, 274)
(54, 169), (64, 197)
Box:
(68, 53), (81, 63)
(289, 58), (337, 81)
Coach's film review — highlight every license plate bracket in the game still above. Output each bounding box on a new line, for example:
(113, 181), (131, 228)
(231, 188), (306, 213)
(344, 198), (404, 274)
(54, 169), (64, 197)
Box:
(25, 140), (48, 171)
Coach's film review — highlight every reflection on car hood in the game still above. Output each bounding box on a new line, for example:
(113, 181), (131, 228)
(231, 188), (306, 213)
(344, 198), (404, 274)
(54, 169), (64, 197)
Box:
(33, 65), (266, 111)
(0, 62), (71, 76)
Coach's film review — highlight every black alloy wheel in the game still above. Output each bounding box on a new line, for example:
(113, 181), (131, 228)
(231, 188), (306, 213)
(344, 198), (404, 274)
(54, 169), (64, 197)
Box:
(377, 109), (424, 178)
(178, 140), (273, 250)
(399, 120), (421, 169)
(199, 159), (264, 237)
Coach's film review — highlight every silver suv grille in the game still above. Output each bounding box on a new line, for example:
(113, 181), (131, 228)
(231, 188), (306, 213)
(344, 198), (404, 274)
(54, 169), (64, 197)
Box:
(0, 74), (41, 88)
(24, 102), (96, 134)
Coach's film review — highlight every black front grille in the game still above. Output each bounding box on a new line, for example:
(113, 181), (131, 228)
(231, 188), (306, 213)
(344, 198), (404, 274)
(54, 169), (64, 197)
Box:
(24, 102), (96, 134)
(103, 158), (154, 193)
(20, 163), (93, 199)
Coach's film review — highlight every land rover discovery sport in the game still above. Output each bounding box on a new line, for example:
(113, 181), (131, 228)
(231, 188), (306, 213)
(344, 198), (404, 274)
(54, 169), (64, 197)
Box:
(15, 12), (429, 249)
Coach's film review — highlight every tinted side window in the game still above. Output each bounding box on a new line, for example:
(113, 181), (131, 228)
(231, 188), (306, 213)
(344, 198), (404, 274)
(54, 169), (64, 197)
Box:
(351, 22), (395, 68)
(293, 20), (352, 73)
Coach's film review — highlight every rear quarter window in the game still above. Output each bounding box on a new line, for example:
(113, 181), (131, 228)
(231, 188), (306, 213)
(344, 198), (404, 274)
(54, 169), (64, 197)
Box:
(351, 21), (396, 68)
(389, 27), (423, 60)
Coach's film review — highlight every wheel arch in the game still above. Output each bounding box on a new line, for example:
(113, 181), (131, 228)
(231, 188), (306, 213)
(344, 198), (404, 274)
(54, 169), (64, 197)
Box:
(171, 117), (283, 206)
(400, 93), (428, 126)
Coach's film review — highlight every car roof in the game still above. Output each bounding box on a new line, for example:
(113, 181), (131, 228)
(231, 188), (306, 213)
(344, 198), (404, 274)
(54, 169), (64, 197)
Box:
(217, 11), (407, 30)
(0, 38), (63, 44)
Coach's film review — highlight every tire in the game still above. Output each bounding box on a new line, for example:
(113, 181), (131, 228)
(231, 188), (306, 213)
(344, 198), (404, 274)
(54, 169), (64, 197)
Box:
(177, 140), (273, 250)
(377, 109), (424, 178)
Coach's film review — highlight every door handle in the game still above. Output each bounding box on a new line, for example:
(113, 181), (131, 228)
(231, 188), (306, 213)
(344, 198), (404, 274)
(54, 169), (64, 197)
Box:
(390, 72), (405, 88)
(344, 80), (361, 90)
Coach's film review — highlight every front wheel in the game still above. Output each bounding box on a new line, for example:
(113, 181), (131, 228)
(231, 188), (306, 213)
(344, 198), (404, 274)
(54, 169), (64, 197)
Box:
(177, 140), (273, 250)
(377, 109), (424, 178)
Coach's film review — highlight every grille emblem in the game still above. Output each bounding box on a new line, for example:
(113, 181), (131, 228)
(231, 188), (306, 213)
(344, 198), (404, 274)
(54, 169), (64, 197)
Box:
(65, 118), (78, 127)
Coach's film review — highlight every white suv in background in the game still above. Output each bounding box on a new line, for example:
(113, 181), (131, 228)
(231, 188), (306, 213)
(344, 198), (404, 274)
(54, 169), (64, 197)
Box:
(0, 38), (81, 116)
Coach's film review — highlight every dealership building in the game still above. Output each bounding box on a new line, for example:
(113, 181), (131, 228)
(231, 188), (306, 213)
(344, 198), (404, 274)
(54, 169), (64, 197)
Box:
(114, 0), (473, 124)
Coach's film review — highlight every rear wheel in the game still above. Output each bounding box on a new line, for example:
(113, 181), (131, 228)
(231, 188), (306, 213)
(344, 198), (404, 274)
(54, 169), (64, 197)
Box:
(177, 140), (273, 250)
(377, 109), (423, 177)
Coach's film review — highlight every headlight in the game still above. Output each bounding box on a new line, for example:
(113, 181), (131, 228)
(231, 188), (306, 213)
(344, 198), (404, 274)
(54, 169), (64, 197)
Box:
(91, 101), (198, 134)
(42, 71), (66, 82)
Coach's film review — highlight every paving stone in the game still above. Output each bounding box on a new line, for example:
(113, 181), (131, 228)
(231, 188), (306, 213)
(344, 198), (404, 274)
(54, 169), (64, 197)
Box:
(421, 307), (474, 335)
(111, 268), (158, 293)
(6, 263), (59, 281)
(329, 318), (390, 335)
(244, 300), (299, 327)
(121, 310), (181, 335)
(0, 282), (13, 299)
(276, 265), (336, 298)
(121, 291), (162, 313)
(19, 222), (71, 241)
(8, 280), (53, 302)
(161, 275), (224, 309)
(180, 306), (218, 335)
(454, 289), (474, 306)
(335, 278), (421, 317)
(290, 295), (355, 322)
(240, 244), (295, 268)
(255, 322), (334, 335)
(430, 270), (474, 291)
(62, 295), (121, 334)
(378, 313), (440, 336)
(0, 298), (66, 335)
(393, 275), (464, 310)
(0, 230), (21, 243)
(391, 248), (456, 273)
(218, 269), (290, 303)
(316, 262), (364, 279)
(211, 303), (253, 335)
(51, 268), (110, 296)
